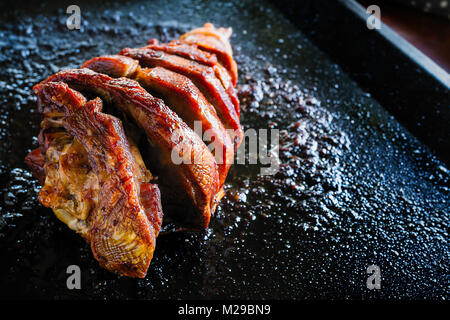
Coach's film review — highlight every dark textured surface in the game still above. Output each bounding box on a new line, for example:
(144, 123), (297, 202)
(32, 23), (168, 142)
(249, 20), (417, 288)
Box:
(0, 0), (448, 299)
(274, 0), (450, 164)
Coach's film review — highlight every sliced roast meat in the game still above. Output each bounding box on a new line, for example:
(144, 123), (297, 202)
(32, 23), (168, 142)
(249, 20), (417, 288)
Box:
(83, 55), (233, 191)
(144, 40), (240, 117)
(179, 23), (238, 87)
(25, 23), (242, 278)
(119, 48), (243, 149)
(31, 81), (163, 278)
(40, 68), (220, 229)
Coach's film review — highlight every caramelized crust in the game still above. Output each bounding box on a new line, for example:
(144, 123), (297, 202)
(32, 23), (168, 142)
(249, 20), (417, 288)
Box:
(32, 82), (163, 278)
(83, 55), (233, 191)
(179, 23), (238, 87)
(41, 68), (219, 229)
(146, 39), (219, 67)
(144, 40), (240, 117)
(80, 55), (140, 79)
(119, 48), (243, 149)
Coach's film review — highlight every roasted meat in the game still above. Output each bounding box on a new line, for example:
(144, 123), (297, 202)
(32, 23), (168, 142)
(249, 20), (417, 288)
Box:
(25, 147), (46, 185)
(25, 23), (241, 277)
(41, 68), (220, 229)
(179, 23), (238, 87)
(145, 39), (240, 117)
(82, 55), (234, 190)
(29, 82), (163, 277)
(119, 47), (243, 148)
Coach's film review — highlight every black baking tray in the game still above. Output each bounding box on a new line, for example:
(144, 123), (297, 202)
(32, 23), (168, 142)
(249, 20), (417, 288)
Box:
(275, 0), (450, 165)
(0, 0), (448, 300)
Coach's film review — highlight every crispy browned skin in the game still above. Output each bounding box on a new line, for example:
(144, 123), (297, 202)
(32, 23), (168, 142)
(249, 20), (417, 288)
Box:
(180, 23), (238, 88)
(31, 81), (163, 278)
(119, 48), (243, 149)
(145, 40), (240, 117)
(82, 55), (233, 191)
(41, 68), (219, 229)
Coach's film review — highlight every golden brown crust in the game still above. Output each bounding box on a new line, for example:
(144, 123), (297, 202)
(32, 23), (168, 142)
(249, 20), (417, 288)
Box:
(41, 68), (218, 229)
(83, 55), (234, 191)
(144, 40), (240, 118)
(180, 23), (238, 88)
(119, 48), (243, 149)
(32, 82), (163, 277)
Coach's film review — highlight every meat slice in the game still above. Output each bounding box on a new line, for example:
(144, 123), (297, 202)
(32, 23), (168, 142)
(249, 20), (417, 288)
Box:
(77, 54), (140, 79)
(146, 39), (219, 67)
(179, 23), (238, 87)
(145, 40), (240, 117)
(119, 48), (243, 149)
(31, 81), (163, 278)
(41, 68), (219, 229)
(82, 55), (233, 190)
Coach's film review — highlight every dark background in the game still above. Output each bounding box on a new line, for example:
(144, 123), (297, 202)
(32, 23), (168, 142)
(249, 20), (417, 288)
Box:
(0, 0), (448, 299)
